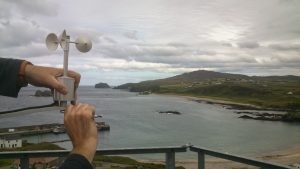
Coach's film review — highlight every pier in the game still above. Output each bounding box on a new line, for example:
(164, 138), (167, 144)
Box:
(0, 122), (110, 137)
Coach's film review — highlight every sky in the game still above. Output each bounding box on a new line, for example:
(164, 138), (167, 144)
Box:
(0, 0), (300, 85)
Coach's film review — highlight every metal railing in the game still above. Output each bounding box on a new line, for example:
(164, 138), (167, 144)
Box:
(0, 145), (187, 169)
(190, 146), (291, 169)
(0, 145), (292, 169)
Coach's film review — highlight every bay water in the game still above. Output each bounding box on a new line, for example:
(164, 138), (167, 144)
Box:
(1, 86), (300, 159)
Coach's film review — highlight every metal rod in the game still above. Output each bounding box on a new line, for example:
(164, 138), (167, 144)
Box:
(20, 156), (29, 169)
(198, 152), (205, 169)
(165, 152), (175, 169)
(63, 35), (70, 77)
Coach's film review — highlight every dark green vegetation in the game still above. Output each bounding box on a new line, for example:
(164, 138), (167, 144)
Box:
(94, 155), (185, 169)
(283, 111), (300, 121)
(0, 142), (185, 169)
(0, 142), (64, 152)
(0, 142), (64, 167)
(115, 70), (300, 111)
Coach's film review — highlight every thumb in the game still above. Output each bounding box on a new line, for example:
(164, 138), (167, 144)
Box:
(49, 77), (68, 95)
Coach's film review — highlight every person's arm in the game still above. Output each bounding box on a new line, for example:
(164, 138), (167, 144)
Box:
(0, 57), (80, 99)
(0, 58), (23, 97)
(59, 103), (98, 169)
(59, 154), (94, 169)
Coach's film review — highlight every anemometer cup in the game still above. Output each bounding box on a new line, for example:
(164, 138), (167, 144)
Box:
(46, 33), (59, 51)
(53, 76), (75, 107)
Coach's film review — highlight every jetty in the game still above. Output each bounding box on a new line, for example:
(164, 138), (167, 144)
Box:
(0, 122), (110, 137)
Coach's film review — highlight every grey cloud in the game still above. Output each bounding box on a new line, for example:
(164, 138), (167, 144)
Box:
(103, 37), (117, 44)
(123, 31), (138, 40)
(97, 44), (184, 60)
(1, 0), (300, 80)
(0, 43), (55, 58)
(268, 44), (300, 51)
(0, 20), (10, 26)
(0, 1), (13, 18)
(221, 42), (232, 47)
(0, 19), (47, 48)
(167, 42), (188, 47)
(237, 42), (260, 49)
(94, 42), (254, 67)
(1, 0), (58, 17)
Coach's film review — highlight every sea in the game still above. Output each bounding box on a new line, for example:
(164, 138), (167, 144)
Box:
(0, 86), (300, 160)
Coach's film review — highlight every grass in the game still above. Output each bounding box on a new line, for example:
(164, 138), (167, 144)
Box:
(0, 142), (64, 152)
(0, 142), (64, 167)
(94, 155), (185, 169)
(0, 159), (14, 167)
(283, 112), (300, 121)
(0, 143), (186, 169)
(94, 155), (139, 165)
(158, 81), (300, 110)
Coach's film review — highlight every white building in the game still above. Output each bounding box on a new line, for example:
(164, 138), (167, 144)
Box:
(0, 137), (22, 149)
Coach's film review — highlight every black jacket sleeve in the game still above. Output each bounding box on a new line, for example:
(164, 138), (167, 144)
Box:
(59, 154), (94, 169)
(0, 58), (22, 97)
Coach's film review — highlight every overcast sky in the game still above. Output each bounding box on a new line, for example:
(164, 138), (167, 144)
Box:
(0, 0), (299, 85)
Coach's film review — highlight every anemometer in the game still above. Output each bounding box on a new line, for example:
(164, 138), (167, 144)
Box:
(0, 30), (102, 118)
(0, 30), (102, 117)
(46, 30), (92, 107)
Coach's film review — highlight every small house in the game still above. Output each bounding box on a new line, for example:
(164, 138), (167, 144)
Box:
(0, 136), (22, 149)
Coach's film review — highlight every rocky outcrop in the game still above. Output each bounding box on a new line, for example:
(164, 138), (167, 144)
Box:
(34, 90), (52, 97)
(237, 111), (293, 121)
(95, 82), (110, 88)
(158, 111), (181, 115)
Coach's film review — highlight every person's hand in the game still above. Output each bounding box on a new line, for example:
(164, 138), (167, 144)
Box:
(64, 103), (98, 163)
(24, 64), (80, 103)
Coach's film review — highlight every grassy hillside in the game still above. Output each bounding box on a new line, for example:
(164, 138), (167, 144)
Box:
(115, 70), (300, 110)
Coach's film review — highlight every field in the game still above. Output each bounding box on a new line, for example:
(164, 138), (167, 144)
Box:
(158, 79), (300, 110)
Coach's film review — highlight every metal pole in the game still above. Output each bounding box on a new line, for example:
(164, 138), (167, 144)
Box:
(165, 151), (175, 169)
(20, 156), (29, 169)
(63, 35), (70, 77)
(198, 152), (205, 169)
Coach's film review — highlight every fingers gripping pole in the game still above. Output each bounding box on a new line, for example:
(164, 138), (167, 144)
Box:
(54, 77), (75, 107)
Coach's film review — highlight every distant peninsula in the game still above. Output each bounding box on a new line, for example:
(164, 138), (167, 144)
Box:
(95, 82), (110, 88)
(115, 70), (300, 112)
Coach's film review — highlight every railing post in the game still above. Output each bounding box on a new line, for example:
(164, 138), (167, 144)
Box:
(198, 151), (205, 169)
(165, 151), (175, 169)
(20, 156), (29, 169)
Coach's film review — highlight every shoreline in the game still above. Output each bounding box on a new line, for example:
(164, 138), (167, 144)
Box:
(151, 93), (300, 168)
(154, 93), (264, 110)
(155, 93), (297, 121)
(138, 144), (300, 169)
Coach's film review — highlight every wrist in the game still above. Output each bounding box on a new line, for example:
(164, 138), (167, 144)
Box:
(71, 146), (96, 163)
(18, 60), (33, 87)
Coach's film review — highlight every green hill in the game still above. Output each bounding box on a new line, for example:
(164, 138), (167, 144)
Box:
(115, 70), (300, 110)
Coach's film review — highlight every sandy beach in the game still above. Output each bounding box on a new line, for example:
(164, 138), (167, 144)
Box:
(156, 93), (264, 109)
(138, 144), (300, 168)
